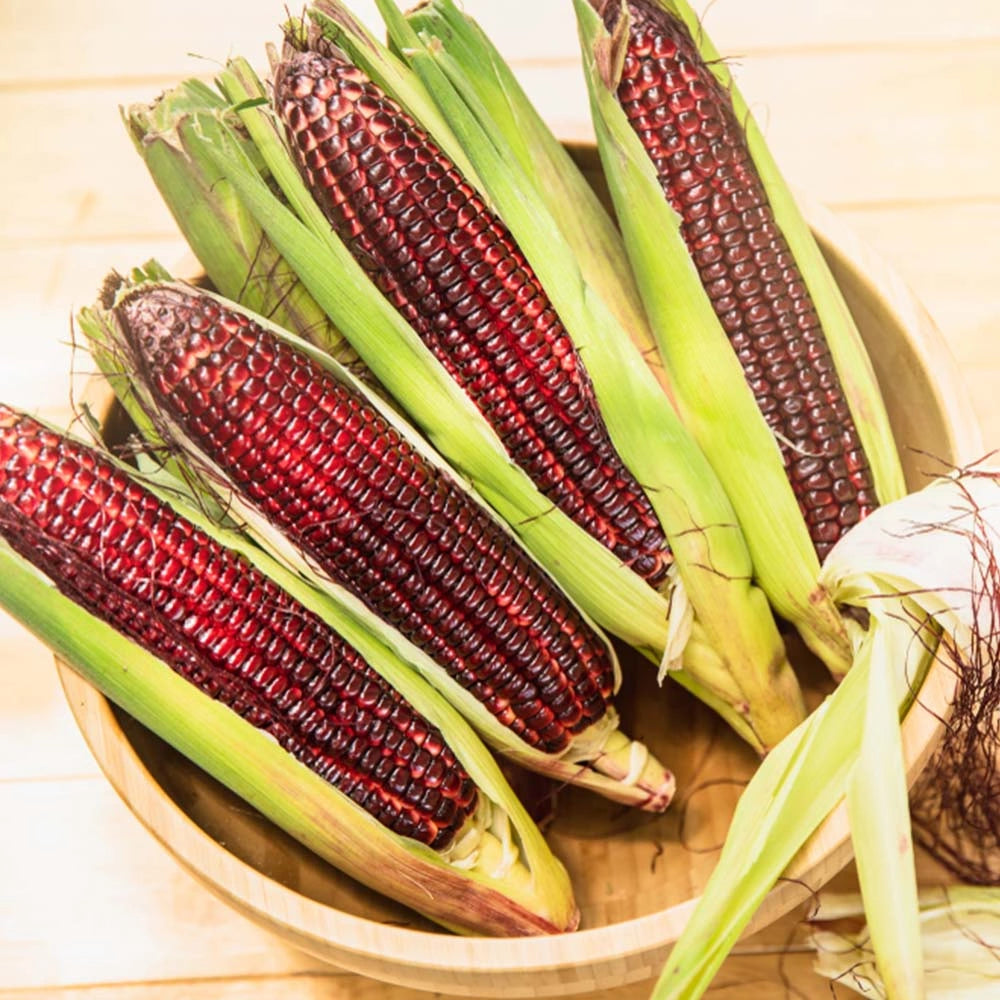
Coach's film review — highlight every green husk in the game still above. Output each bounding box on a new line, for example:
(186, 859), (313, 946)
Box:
(78, 271), (677, 811)
(650, 467), (1000, 996)
(845, 616), (926, 999)
(122, 79), (354, 368)
(573, 0), (854, 677)
(0, 422), (577, 935)
(649, 609), (935, 998)
(293, 2), (804, 752)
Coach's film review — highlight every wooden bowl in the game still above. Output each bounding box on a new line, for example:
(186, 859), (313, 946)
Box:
(57, 191), (981, 996)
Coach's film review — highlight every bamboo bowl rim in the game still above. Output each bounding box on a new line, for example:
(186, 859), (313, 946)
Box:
(57, 198), (983, 995)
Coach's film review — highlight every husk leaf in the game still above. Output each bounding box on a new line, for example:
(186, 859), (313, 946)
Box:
(122, 80), (352, 366)
(648, 464), (1000, 996)
(811, 887), (1000, 997)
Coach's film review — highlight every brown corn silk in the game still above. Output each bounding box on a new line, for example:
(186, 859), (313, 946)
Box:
(910, 496), (1000, 885)
(0, 403), (477, 849)
(114, 284), (616, 757)
(271, 46), (671, 587)
(607, 0), (877, 559)
(913, 654), (1000, 884)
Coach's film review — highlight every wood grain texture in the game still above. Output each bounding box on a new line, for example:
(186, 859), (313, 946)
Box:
(1, 0), (997, 997)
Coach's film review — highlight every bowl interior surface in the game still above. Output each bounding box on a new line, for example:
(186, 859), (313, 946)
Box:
(58, 150), (980, 996)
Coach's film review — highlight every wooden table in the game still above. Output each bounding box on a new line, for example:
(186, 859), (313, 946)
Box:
(1, 1), (996, 996)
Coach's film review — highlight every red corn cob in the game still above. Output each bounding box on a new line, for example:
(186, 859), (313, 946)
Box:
(114, 284), (617, 757)
(0, 403), (477, 849)
(606, 0), (878, 559)
(272, 47), (671, 587)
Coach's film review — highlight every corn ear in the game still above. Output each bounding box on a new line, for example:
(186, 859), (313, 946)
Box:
(281, 2), (805, 752)
(0, 415), (577, 935)
(572, 0), (907, 676)
(78, 273), (676, 811)
(661, 0), (906, 511)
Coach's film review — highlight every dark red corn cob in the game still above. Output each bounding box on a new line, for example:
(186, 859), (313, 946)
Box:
(271, 47), (671, 587)
(0, 403), (477, 849)
(606, 0), (878, 559)
(115, 284), (617, 756)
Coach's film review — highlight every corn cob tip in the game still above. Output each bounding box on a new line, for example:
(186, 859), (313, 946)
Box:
(98, 270), (127, 311)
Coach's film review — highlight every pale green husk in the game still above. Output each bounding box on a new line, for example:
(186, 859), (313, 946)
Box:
(0, 424), (577, 935)
(78, 272), (676, 810)
(845, 617), (926, 999)
(811, 887), (1000, 998)
(650, 467), (1000, 997)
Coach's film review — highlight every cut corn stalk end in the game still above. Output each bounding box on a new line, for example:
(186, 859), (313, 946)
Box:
(513, 713), (676, 813)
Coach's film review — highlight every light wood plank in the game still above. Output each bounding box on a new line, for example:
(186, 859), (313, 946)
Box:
(0, 627), (99, 782)
(0, 778), (333, 991)
(0, 1), (382, 88)
(729, 45), (1000, 207)
(0, 86), (182, 246)
(0, 240), (188, 416)
(0, 952), (857, 999)
(702, 0), (1000, 52)
(2, 0), (999, 87)
(838, 202), (1000, 446)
